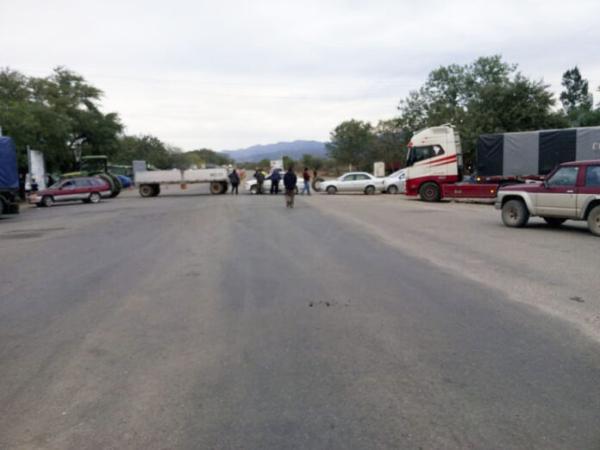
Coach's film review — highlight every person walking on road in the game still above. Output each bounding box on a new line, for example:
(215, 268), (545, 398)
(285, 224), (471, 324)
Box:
(254, 168), (265, 194)
(270, 168), (281, 195)
(229, 168), (240, 195)
(301, 167), (311, 195)
(283, 165), (297, 208)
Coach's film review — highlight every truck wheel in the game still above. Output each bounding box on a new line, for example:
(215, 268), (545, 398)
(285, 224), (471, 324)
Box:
(210, 182), (222, 195)
(502, 199), (529, 228)
(364, 185), (375, 195)
(543, 217), (566, 227)
(387, 185), (399, 194)
(152, 185), (161, 196)
(220, 182), (228, 194)
(419, 182), (441, 202)
(139, 184), (154, 197)
(42, 195), (53, 207)
(326, 186), (337, 195)
(587, 205), (600, 236)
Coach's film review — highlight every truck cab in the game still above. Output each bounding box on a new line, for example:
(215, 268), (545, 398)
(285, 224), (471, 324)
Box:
(404, 125), (463, 201)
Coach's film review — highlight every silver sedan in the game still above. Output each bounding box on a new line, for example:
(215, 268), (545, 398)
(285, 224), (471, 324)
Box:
(319, 172), (385, 195)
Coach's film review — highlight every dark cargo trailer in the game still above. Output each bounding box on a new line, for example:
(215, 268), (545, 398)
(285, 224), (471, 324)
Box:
(476, 127), (600, 177)
(0, 136), (20, 216)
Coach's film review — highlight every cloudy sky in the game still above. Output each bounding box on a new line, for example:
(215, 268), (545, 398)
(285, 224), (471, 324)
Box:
(1, 0), (599, 150)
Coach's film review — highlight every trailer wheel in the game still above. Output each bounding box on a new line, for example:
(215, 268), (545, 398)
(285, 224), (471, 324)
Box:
(139, 184), (154, 197)
(419, 182), (440, 202)
(501, 199), (529, 228)
(543, 217), (566, 227)
(587, 205), (600, 236)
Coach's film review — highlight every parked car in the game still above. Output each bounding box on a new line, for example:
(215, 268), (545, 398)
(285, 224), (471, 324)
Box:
(495, 160), (600, 236)
(383, 169), (407, 194)
(29, 177), (111, 207)
(320, 172), (385, 195)
(244, 176), (299, 194)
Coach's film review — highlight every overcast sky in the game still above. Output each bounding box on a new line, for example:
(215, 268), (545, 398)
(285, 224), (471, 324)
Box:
(1, 0), (599, 150)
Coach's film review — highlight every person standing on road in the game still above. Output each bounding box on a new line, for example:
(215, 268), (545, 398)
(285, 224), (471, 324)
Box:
(270, 168), (281, 195)
(301, 167), (311, 195)
(229, 168), (240, 195)
(254, 168), (265, 194)
(283, 165), (297, 208)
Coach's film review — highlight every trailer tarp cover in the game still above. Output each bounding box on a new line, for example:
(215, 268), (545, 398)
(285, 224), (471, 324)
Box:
(0, 137), (19, 190)
(476, 134), (503, 176)
(539, 129), (576, 175)
(576, 127), (600, 161)
(503, 132), (539, 176)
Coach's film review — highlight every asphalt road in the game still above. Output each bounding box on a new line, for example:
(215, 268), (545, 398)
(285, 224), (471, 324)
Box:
(1, 187), (599, 449)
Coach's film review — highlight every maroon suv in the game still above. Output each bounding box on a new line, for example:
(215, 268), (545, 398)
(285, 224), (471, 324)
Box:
(29, 177), (111, 207)
(495, 160), (600, 236)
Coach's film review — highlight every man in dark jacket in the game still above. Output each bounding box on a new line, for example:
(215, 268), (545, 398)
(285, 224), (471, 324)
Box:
(283, 165), (297, 208)
(228, 169), (240, 195)
(269, 168), (281, 195)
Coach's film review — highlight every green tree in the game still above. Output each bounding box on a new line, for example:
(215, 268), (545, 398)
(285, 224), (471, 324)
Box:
(372, 119), (407, 169)
(301, 153), (325, 171)
(185, 148), (233, 167)
(114, 135), (173, 169)
(397, 56), (568, 161)
(0, 66), (122, 172)
(559, 67), (600, 127)
(560, 67), (593, 114)
(326, 119), (374, 170)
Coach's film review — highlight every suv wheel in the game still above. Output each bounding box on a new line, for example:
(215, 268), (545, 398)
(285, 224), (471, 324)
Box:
(501, 199), (529, 228)
(543, 217), (566, 227)
(588, 205), (600, 236)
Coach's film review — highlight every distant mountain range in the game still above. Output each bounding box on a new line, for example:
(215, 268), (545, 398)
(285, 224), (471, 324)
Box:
(221, 140), (327, 162)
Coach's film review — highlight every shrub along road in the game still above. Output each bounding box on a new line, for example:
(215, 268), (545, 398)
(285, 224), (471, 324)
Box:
(1, 189), (599, 449)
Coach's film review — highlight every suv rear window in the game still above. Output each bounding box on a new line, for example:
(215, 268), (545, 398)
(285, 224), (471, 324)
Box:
(585, 166), (600, 187)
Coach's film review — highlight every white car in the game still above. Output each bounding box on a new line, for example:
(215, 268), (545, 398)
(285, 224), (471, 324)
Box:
(320, 172), (385, 195)
(244, 176), (300, 194)
(383, 169), (407, 194)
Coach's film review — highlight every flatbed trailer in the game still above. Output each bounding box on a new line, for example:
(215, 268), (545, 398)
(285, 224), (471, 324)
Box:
(135, 168), (230, 197)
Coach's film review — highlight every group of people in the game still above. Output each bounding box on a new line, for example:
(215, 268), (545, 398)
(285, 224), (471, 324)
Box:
(227, 165), (313, 208)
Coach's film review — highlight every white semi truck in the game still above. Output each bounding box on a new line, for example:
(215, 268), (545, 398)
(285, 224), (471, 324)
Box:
(135, 168), (230, 197)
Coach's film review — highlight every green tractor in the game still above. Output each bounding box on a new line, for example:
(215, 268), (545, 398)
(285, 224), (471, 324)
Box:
(63, 155), (122, 198)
